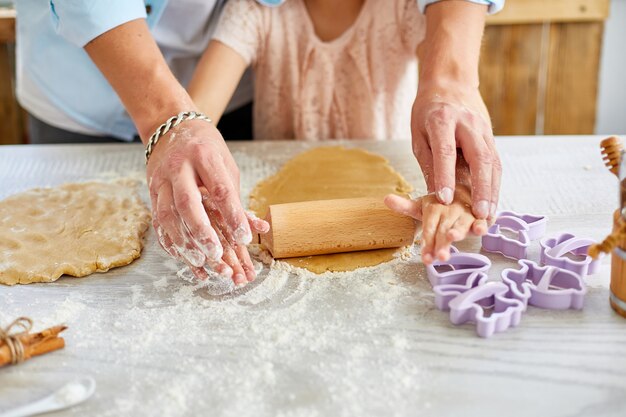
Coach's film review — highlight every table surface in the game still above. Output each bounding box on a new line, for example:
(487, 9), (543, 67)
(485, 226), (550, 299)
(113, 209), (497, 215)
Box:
(1, 137), (625, 417)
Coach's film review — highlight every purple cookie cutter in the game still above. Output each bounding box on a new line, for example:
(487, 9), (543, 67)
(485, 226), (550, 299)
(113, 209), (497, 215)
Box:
(425, 248), (492, 287)
(539, 233), (602, 277)
(448, 281), (525, 338)
(482, 216), (531, 260)
(497, 211), (548, 241)
(433, 271), (489, 311)
(501, 259), (586, 310)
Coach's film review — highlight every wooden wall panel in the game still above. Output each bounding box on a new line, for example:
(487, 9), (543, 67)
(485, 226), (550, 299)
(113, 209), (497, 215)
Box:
(0, 10), (15, 43)
(0, 10), (23, 145)
(0, 42), (24, 145)
(479, 24), (545, 135)
(487, 0), (610, 25)
(544, 22), (604, 134)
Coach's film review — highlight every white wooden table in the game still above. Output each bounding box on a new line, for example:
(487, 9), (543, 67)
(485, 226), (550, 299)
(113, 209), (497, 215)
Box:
(1, 137), (625, 417)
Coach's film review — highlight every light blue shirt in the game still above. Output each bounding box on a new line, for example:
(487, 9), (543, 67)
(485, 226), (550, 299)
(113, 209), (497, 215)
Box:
(419, 0), (504, 14)
(16, 0), (504, 141)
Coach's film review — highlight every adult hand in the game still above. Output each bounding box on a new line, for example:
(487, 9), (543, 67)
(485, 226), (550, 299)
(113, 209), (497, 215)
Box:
(83, 19), (268, 285)
(146, 120), (269, 285)
(411, 82), (501, 220)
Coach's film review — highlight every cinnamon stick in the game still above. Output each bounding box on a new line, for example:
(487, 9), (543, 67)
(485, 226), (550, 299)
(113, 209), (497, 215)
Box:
(0, 336), (65, 367)
(0, 325), (67, 349)
(26, 337), (65, 360)
(0, 325), (67, 367)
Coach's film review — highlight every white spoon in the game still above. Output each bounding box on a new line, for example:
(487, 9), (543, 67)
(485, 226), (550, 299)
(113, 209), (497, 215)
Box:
(0, 377), (96, 417)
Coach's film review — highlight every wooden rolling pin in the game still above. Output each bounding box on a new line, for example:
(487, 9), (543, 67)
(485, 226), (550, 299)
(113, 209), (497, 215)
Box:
(256, 197), (417, 258)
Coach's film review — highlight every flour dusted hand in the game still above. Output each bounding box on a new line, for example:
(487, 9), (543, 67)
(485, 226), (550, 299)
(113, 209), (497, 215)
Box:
(146, 120), (269, 284)
(411, 84), (501, 221)
(411, 0), (500, 221)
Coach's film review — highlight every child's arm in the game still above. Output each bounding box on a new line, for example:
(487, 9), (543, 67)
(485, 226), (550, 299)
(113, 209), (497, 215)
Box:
(188, 0), (266, 123)
(187, 41), (248, 124)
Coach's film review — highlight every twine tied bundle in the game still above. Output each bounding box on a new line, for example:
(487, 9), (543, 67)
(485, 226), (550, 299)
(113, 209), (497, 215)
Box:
(0, 317), (67, 367)
(0, 317), (33, 365)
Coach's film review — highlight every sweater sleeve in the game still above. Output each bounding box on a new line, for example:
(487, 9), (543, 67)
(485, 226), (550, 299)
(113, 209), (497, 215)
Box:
(48, 0), (148, 47)
(417, 0), (505, 14)
(211, 0), (268, 66)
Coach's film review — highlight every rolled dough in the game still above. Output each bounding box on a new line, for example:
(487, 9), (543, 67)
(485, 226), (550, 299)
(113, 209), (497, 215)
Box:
(249, 146), (415, 273)
(0, 181), (151, 285)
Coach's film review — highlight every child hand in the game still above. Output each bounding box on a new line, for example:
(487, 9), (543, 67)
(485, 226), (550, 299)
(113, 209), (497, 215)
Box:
(384, 185), (488, 264)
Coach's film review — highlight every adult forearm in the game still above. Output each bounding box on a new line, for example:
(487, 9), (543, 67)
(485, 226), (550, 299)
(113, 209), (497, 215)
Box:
(410, 0), (499, 231)
(418, 0), (487, 90)
(84, 19), (196, 142)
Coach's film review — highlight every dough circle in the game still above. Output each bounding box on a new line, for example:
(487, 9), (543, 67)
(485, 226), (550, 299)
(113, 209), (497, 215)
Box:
(0, 181), (151, 285)
(249, 146), (414, 273)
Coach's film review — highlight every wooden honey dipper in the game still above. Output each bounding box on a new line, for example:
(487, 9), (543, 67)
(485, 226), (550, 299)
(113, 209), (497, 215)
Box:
(589, 135), (626, 319)
(255, 197), (417, 258)
(600, 136), (623, 176)
(589, 136), (625, 258)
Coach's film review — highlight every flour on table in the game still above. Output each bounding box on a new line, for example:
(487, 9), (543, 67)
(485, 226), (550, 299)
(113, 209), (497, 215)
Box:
(0, 151), (432, 417)
(0, 242), (430, 417)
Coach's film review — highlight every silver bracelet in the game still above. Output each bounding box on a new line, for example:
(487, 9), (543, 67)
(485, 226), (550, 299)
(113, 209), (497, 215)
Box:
(144, 111), (212, 164)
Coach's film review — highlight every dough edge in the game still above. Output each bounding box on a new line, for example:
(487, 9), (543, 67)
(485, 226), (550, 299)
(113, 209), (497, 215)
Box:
(0, 180), (151, 286)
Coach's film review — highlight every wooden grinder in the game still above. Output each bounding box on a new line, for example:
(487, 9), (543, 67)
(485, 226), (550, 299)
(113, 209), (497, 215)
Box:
(607, 211), (626, 319)
(257, 197), (417, 258)
(589, 136), (626, 318)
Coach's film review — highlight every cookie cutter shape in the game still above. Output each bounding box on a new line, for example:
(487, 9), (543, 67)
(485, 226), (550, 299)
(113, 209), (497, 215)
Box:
(501, 259), (586, 310)
(482, 216), (531, 260)
(497, 211), (548, 241)
(425, 249), (492, 287)
(539, 233), (602, 277)
(448, 281), (525, 338)
(433, 271), (489, 311)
